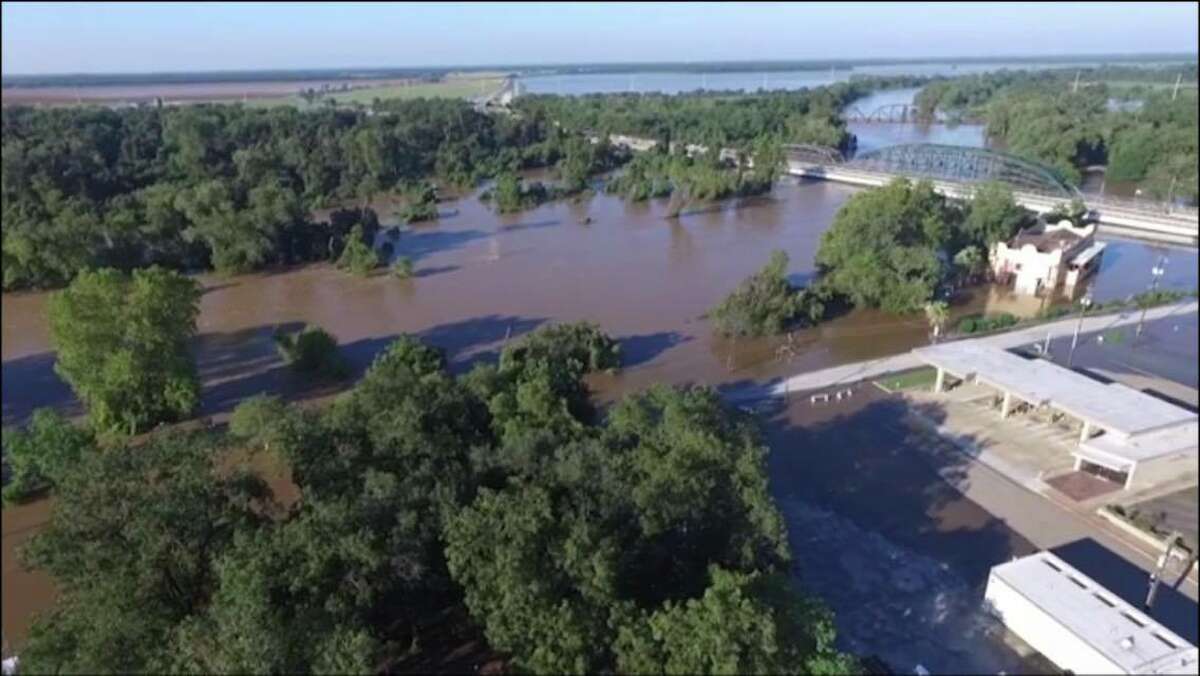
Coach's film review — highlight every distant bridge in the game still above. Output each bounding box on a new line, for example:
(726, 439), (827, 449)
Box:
(843, 103), (924, 124)
(842, 103), (984, 125)
(785, 143), (1199, 246)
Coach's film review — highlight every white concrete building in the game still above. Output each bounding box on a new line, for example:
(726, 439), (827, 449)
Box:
(913, 342), (1198, 490)
(991, 220), (1106, 296)
(984, 551), (1198, 674)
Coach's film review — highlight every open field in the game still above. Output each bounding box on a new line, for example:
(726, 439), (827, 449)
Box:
(2, 75), (506, 108)
(327, 77), (505, 103)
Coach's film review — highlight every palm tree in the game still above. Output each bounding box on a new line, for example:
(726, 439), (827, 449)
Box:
(924, 301), (950, 342)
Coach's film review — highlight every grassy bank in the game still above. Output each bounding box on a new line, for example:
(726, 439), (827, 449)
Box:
(874, 367), (938, 393)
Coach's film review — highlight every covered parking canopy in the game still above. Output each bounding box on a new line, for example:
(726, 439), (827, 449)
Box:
(912, 342), (1198, 440)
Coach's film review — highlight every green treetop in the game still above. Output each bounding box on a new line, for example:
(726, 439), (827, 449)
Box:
(48, 266), (201, 435)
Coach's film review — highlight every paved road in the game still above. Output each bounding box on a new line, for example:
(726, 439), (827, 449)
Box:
(926, 413), (1197, 598)
(767, 300), (1199, 396)
(766, 382), (1198, 674)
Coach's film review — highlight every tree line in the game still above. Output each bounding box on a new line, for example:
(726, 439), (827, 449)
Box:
(5, 266), (857, 673)
(913, 67), (1198, 197)
(512, 75), (928, 155)
(1, 98), (624, 290)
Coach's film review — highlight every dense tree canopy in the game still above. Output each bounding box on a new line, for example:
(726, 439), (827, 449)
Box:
(47, 266), (202, 434)
(514, 76), (926, 154)
(815, 178), (1029, 314)
(19, 432), (273, 674)
(2, 77), (943, 291)
(913, 67), (1198, 197)
(445, 384), (844, 674)
(1, 409), (94, 504)
(1, 99), (564, 289)
(605, 141), (781, 207)
(19, 323), (854, 674)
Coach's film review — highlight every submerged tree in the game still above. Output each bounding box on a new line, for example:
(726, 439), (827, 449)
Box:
(273, 325), (348, 380)
(815, 179), (949, 314)
(924, 300), (950, 341)
(48, 266), (201, 435)
(335, 224), (381, 276)
(710, 250), (808, 337)
(401, 182), (440, 223)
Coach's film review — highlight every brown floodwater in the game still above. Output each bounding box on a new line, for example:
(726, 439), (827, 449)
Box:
(2, 176), (1196, 650)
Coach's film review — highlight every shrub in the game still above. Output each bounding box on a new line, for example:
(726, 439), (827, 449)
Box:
(391, 257), (415, 279)
(710, 251), (807, 337)
(401, 183), (440, 223)
(336, 224), (380, 276)
(957, 313), (1017, 334)
(1133, 288), (1191, 309)
(274, 325), (349, 379)
(500, 322), (621, 375)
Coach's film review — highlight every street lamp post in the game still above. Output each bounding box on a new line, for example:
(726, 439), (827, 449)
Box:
(1067, 293), (1093, 369)
(1135, 256), (1168, 340)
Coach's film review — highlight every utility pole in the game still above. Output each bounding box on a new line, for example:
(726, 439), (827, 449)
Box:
(1145, 532), (1184, 610)
(1172, 73), (1182, 101)
(1135, 255), (1168, 340)
(1067, 294), (1093, 368)
(1072, 70), (1080, 93)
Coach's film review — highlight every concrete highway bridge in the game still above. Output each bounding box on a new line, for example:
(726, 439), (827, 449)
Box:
(785, 143), (1200, 246)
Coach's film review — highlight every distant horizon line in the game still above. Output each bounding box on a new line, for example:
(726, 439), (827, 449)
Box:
(4, 51), (1197, 81)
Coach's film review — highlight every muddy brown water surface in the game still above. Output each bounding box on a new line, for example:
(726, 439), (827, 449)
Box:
(2, 178), (1197, 657)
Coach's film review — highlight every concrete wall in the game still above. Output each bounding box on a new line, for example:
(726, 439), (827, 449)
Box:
(984, 573), (1125, 674)
(1128, 448), (1200, 494)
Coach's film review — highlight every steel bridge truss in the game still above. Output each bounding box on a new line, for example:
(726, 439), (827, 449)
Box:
(849, 144), (1078, 198)
(843, 103), (922, 123)
(783, 143), (846, 165)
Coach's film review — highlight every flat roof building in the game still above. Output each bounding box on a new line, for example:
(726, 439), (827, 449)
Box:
(985, 551), (1198, 674)
(913, 342), (1199, 489)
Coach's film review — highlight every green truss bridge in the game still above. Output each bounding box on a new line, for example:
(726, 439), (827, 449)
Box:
(784, 143), (1198, 246)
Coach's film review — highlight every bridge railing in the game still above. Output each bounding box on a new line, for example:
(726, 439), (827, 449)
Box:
(787, 156), (1198, 220)
(1082, 193), (1199, 219)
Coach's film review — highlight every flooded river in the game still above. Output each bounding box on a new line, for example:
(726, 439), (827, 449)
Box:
(2, 173), (1196, 658)
(516, 59), (1192, 96)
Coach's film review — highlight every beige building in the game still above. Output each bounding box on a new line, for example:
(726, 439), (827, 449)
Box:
(991, 220), (1106, 296)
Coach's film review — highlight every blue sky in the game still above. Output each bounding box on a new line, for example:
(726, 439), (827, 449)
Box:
(2, 1), (1197, 75)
